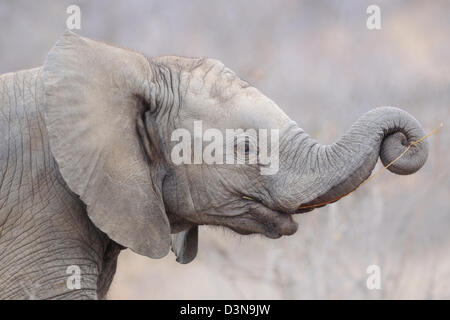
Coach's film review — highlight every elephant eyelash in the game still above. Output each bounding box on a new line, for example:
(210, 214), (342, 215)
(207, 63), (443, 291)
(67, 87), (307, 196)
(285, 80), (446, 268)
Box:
(233, 139), (259, 165)
(234, 140), (251, 155)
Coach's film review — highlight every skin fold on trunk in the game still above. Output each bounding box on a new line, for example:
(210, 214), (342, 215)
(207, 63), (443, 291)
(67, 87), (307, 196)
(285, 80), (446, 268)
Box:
(295, 106), (429, 212)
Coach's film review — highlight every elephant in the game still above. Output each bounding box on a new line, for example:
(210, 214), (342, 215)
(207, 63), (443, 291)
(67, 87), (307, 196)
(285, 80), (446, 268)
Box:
(0, 31), (428, 299)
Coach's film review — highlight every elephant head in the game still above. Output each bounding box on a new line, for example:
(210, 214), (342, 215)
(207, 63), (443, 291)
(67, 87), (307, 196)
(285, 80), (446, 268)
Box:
(42, 32), (428, 264)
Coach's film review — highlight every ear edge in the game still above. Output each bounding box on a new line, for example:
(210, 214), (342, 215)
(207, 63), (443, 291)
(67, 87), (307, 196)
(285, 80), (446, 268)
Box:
(43, 31), (171, 259)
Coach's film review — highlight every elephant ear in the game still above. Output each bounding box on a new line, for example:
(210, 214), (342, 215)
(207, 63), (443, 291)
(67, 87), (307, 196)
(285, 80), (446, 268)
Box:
(42, 31), (171, 258)
(171, 226), (198, 264)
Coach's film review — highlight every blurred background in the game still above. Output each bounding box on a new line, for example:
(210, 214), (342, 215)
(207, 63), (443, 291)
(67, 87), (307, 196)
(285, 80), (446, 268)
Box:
(0, 0), (448, 299)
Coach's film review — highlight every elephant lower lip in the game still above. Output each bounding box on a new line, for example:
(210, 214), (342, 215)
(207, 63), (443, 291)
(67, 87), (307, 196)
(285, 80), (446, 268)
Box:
(229, 227), (253, 236)
(226, 208), (298, 237)
(221, 201), (299, 237)
(248, 205), (298, 237)
(261, 219), (298, 238)
(265, 232), (283, 239)
(230, 222), (296, 238)
(277, 218), (298, 236)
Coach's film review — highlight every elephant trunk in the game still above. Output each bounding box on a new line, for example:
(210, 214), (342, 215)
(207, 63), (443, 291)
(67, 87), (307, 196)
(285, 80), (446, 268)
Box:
(296, 106), (429, 212)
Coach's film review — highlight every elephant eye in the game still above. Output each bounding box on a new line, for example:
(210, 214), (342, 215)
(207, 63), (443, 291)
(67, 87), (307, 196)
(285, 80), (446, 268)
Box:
(244, 141), (250, 154)
(234, 140), (251, 155)
(234, 137), (259, 164)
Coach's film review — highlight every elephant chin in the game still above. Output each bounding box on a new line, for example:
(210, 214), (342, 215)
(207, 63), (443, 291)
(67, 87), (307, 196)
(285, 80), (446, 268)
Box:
(228, 203), (298, 239)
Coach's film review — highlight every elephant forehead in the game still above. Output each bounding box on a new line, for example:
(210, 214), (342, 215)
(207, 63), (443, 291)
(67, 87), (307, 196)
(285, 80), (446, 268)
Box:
(187, 59), (249, 98)
(180, 99), (292, 134)
(219, 89), (293, 130)
(179, 58), (292, 130)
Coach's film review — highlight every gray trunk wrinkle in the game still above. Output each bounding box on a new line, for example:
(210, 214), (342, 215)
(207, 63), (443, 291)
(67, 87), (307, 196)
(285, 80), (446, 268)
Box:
(298, 107), (428, 209)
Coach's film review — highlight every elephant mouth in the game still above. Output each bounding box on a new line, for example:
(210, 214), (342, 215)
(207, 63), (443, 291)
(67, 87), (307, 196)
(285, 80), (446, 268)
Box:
(228, 202), (299, 239)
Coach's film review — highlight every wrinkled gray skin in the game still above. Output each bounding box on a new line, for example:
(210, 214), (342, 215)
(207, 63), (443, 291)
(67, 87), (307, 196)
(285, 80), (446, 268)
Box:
(0, 32), (428, 299)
